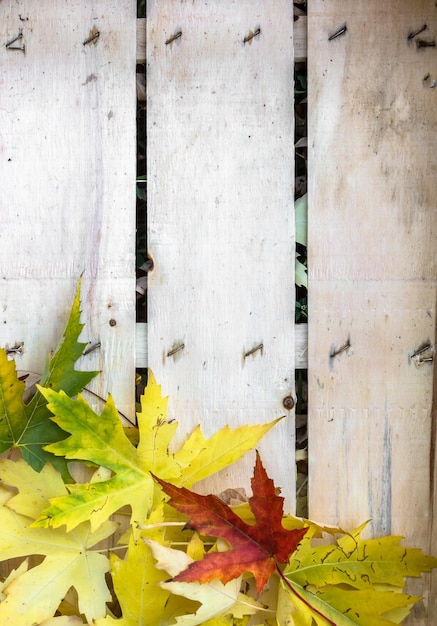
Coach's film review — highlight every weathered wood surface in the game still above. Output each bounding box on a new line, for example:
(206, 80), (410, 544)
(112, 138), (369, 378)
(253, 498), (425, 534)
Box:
(137, 15), (307, 64)
(308, 2), (437, 621)
(136, 322), (308, 369)
(147, 0), (296, 503)
(0, 1), (137, 416)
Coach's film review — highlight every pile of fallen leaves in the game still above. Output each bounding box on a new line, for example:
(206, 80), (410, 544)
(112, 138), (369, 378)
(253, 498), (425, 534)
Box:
(0, 284), (436, 625)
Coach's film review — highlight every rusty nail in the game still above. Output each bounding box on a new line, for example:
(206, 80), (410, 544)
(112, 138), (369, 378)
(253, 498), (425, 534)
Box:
(165, 31), (182, 45)
(83, 342), (101, 356)
(167, 343), (184, 357)
(330, 339), (351, 359)
(416, 356), (434, 367)
(408, 24), (427, 40)
(83, 31), (100, 46)
(6, 342), (24, 355)
(244, 343), (263, 358)
(410, 343), (431, 359)
(283, 396), (295, 410)
(243, 28), (261, 44)
(416, 38), (435, 49)
(109, 319), (117, 327)
(328, 24), (347, 41)
(6, 30), (23, 48)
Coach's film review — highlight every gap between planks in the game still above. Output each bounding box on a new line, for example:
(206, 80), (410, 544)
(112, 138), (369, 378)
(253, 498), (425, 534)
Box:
(136, 16), (308, 63)
(135, 323), (308, 369)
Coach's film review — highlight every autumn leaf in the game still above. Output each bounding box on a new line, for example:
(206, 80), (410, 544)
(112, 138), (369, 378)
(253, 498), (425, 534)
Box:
(280, 521), (437, 625)
(148, 539), (244, 626)
(0, 459), (116, 625)
(0, 280), (97, 478)
(285, 520), (437, 590)
(39, 618), (87, 626)
(142, 534), (263, 626)
(283, 580), (418, 626)
(94, 519), (171, 626)
(0, 561), (28, 602)
(33, 373), (279, 533)
(153, 451), (308, 594)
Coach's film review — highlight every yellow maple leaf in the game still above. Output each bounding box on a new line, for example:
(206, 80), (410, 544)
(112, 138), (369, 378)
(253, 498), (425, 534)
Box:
(33, 372), (278, 533)
(96, 505), (204, 626)
(0, 460), (116, 625)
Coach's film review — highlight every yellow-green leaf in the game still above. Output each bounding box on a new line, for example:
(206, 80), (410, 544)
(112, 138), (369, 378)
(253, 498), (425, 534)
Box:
(0, 458), (67, 518)
(0, 561), (28, 602)
(95, 538), (170, 626)
(286, 523), (437, 590)
(283, 579), (414, 626)
(34, 390), (156, 532)
(0, 349), (26, 450)
(175, 418), (282, 488)
(35, 374), (276, 533)
(0, 461), (116, 625)
(283, 522), (437, 625)
(39, 617), (85, 626)
(0, 280), (97, 479)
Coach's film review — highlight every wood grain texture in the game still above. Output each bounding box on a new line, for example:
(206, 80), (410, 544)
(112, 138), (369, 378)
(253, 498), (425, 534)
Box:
(136, 322), (308, 369)
(293, 16), (307, 63)
(137, 16), (307, 63)
(0, 1), (137, 416)
(137, 18), (146, 62)
(308, 2), (437, 621)
(147, 0), (296, 504)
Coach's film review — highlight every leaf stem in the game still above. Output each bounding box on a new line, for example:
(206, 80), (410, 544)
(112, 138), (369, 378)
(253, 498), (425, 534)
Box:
(83, 386), (137, 427)
(275, 563), (336, 626)
(91, 544), (129, 554)
(137, 521), (185, 530)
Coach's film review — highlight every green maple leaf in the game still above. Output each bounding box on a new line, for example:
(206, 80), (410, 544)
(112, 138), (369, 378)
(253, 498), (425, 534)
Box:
(33, 372), (279, 533)
(0, 280), (97, 478)
(0, 459), (116, 625)
(282, 521), (437, 625)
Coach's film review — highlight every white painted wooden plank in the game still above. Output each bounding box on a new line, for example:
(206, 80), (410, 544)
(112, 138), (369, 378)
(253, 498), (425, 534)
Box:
(294, 323), (308, 370)
(147, 1), (296, 504)
(135, 323), (149, 369)
(136, 322), (307, 369)
(136, 18), (146, 62)
(0, 1), (137, 416)
(137, 16), (308, 63)
(293, 16), (307, 63)
(308, 2), (437, 621)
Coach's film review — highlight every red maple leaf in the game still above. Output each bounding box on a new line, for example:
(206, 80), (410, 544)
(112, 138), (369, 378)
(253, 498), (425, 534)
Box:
(152, 451), (307, 593)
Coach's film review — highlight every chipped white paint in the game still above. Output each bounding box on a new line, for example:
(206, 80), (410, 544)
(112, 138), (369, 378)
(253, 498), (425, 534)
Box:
(147, 0), (296, 504)
(0, 1), (137, 416)
(308, 2), (437, 621)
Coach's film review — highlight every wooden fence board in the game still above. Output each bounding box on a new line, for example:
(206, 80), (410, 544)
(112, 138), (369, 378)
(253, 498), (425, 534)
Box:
(0, 1), (137, 416)
(136, 322), (308, 369)
(308, 2), (437, 621)
(147, 0), (296, 503)
(137, 16), (307, 64)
